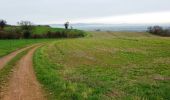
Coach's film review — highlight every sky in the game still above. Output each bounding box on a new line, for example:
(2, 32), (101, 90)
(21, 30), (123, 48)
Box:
(0, 0), (170, 24)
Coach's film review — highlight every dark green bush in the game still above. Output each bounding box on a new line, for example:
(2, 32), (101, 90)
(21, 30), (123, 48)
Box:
(18, 21), (35, 38)
(0, 20), (7, 30)
(2, 27), (22, 39)
(30, 29), (86, 39)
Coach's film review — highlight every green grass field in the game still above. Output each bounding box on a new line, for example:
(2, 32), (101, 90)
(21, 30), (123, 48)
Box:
(0, 39), (50, 57)
(0, 25), (85, 57)
(32, 26), (64, 34)
(4, 25), (83, 35)
(4, 26), (64, 34)
(34, 32), (170, 100)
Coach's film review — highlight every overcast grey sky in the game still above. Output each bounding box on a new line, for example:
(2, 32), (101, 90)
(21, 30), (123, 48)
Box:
(1, 0), (170, 24)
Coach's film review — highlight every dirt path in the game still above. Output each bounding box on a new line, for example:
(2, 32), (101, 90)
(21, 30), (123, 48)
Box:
(2, 46), (46, 100)
(0, 44), (38, 70)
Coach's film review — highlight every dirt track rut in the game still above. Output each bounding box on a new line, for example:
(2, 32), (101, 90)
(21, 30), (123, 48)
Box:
(2, 46), (46, 100)
(0, 45), (36, 70)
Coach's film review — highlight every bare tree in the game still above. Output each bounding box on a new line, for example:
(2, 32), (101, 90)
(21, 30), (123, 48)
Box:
(147, 26), (163, 34)
(147, 26), (170, 36)
(0, 20), (7, 30)
(18, 21), (34, 38)
(64, 22), (69, 29)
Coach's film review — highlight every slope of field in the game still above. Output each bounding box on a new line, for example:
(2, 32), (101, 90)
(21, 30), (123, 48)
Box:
(0, 39), (48, 57)
(34, 32), (170, 100)
(4, 26), (63, 34)
(4, 26), (82, 35)
(32, 26), (64, 34)
(0, 44), (38, 70)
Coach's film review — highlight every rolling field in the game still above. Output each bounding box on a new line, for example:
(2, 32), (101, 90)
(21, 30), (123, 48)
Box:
(5, 26), (64, 34)
(33, 32), (170, 100)
(0, 39), (49, 57)
(4, 26), (84, 35)
(32, 26), (64, 34)
(1, 26), (57, 57)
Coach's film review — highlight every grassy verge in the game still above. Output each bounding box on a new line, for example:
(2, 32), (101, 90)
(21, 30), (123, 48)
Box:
(0, 48), (30, 94)
(33, 47), (64, 100)
(34, 46), (92, 100)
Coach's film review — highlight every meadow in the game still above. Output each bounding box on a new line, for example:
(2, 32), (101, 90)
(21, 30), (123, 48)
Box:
(4, 26), (64, 34)
(0, 39), (49, 57)
(32, 26), (64, 34)
(33, 32), (170, 100)
(0, 25), (85, 57)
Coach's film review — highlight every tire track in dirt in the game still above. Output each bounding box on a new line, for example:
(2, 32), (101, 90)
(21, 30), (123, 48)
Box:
(2, 45), (46, 100)
(0, 44), (38, 70)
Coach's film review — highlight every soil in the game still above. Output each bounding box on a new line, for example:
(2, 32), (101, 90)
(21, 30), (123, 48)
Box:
(2, 46), (46, 100)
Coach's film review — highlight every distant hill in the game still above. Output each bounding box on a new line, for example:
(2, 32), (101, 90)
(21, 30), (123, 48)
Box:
(50, 23), (170, 32)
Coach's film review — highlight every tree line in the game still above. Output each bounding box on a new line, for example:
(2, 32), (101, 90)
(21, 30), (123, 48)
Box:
(0, 20), (86, 39)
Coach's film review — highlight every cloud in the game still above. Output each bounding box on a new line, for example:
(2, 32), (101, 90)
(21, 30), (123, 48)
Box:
(1, 0), (170, 24)
(70, 11), (170, 24)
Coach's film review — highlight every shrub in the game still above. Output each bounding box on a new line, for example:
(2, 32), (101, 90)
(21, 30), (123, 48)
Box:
(62, 30), (86, 38)
(18, 21), (34, 38)
(5, 27), (22, 38)
(147, 26), (170, 36)
(163, 28), (170, 36)
(0, 20), (7, 30)
(0, 31), (20, 39)
(31, 34), (44, 39)
(64, 22), (69, 29)
(44, 29), (86, 38)
(0, 24), (86, 39)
